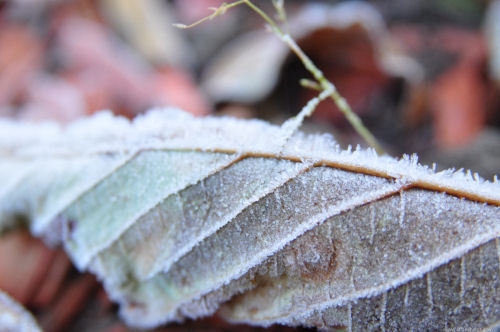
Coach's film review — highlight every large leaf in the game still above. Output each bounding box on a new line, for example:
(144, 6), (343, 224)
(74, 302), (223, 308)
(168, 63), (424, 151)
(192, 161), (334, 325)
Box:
(0, 109), (498, 330)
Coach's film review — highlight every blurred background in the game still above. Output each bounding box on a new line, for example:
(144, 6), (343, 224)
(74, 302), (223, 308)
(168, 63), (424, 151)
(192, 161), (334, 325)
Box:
(0, 0), (499, 331)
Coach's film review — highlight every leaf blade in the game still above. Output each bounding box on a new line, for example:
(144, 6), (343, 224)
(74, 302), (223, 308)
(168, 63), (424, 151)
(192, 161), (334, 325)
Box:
(0, 108), (498, 329)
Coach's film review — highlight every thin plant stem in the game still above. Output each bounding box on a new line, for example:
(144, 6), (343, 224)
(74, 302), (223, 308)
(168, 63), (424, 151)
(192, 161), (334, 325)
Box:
(175, 0), (385, 155)
(272, 0), (287, 24)
(279, 87), (333, 150)
(172, 0), (248, 29)
(300, 78), (322, 91)
(281, 35), (384, 154)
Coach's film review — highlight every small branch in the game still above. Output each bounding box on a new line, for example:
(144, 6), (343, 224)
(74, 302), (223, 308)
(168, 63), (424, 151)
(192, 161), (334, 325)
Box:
(173, 0), (248, 29)
(280, 35), (384, 155)
(279, 87), (333, 149)
(272, 0), (287, 24)
(174, 0), (385, 155)
(300, 79), (322, 91)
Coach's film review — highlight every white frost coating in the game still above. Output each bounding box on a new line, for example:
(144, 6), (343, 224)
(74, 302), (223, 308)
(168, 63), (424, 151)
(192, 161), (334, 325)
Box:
(0, 162), (34, 199)
(1, 108), (499, 205)
(111, 168), (404, 328)
(189, 182), (405, 302)
(0, 290), (41, 332)
(1, 108), (499, 329)
(152, 159), (314, 278)
(64, 151), (240, 270)
(220, 188), (500, 328)
(278, 230), (500, 327)
(278, 88), (332, 149)
(31, 153), (135, 238)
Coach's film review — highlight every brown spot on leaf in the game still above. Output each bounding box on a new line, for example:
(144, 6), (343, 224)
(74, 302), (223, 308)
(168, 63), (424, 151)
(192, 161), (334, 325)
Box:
(292, 234), (337, 282)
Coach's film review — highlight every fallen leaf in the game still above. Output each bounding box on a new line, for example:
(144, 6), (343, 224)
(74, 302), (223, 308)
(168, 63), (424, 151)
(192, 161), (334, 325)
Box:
(39, 274), (98, 332)
(0, 230), (56, 305)
(31, 249), (71, 308)
(430, 52), (487, 147)
(54, 16), (154, 115)
(201, 1), (420, 111)
(152, 67), (211, 116)
(100, 0), (195, 67)
(0, 24), (44, 112)
(19, 76), (86, 123)
(486, 0), (500, 86)
(0, 289), (41, 332)
(220, 193), (499, 331)
(0, 109), (498, 330)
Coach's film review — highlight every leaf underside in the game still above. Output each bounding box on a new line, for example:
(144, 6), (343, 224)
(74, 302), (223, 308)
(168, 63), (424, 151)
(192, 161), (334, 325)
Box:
(0, 108), (498, 331)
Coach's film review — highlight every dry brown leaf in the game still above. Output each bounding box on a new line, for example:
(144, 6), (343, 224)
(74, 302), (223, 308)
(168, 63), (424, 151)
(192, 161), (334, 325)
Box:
(100, 0), (195, 67)
(201, 2), (421, 106)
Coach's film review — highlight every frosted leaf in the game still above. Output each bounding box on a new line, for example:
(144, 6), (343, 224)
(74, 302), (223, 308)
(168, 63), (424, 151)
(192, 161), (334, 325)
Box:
(0, 108), (498, 330)
(220, 190), (500, 331)
(0, 290), (41, 332)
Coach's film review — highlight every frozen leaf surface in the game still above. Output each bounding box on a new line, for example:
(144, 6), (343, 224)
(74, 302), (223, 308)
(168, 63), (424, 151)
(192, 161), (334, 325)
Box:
(0, 290), (41, 332)
(0, 108), (498, 330)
